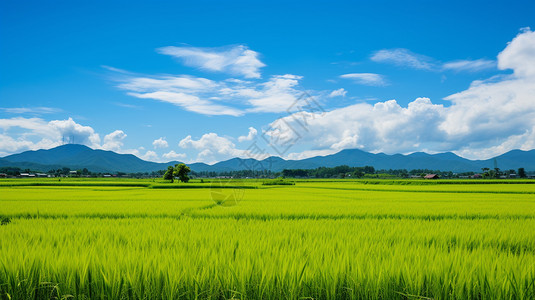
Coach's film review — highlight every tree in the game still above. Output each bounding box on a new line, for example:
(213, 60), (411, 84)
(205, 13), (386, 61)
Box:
(163, 166), (175, 182)
(518, 167), (526, 178)
(174, 163), (191, 183)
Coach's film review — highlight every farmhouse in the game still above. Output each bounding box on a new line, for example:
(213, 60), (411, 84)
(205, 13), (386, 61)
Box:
(424, 174), (439, 179)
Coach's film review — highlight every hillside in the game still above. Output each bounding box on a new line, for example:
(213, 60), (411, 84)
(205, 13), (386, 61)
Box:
(1, 144), (534, 173)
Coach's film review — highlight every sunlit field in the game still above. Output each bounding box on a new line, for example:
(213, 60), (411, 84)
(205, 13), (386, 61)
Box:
(1, 179), (534, 299)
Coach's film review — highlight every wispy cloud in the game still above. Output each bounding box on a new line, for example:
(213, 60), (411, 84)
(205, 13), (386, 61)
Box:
(127, 91), (244, 116)
(0, 107), (63, 115)
(113, 102), (142, 109)
(371, 48), (496, 73)
(340, 73), (388, 86)
(442, 59), (496, 72)
(371, 48), (435, 70)
(112, 68), (311, 116)
(157, 45), (266, 78)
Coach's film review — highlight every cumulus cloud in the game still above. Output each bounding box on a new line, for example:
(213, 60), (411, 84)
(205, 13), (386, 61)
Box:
(0, 118), (168, 162)
(497, 27), (535, 77)
(264, 29), (535, 160)
(238, 127), (257, 142)
(246, 75), (304, 113)
(140, 150), (158, 161)
(328, 88), (347, 98)
(48, 118), (101, 147)
(157, 45), (266, 78)
(0, 117), (133, 157)
(340, 73), (387, 86)
(152, 137), (169, 149)
(162, 150), (187, 161)
(265, 97), (446, 156)
(102, 130), (127, 151)
(179, 133), (246, 163)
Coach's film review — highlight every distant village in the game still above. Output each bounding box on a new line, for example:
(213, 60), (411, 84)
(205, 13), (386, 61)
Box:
(1, 165), (533, 179)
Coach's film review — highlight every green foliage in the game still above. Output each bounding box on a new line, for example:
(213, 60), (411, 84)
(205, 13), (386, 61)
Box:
(163, 166), (174, 182)
(173, 163), (191, 183)
(1, 216), (10, 225)
(519, 167), (527, 178)
(282, 165), (376, 178)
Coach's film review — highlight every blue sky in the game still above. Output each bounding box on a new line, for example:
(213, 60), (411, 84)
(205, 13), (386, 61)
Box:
(1, 0), (535, 163)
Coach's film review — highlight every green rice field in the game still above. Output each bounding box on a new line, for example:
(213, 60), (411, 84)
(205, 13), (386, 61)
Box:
(1, 179), (534, 299)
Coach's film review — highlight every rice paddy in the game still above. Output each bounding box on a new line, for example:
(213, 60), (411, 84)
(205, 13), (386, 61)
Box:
(1, 179), (534, 299)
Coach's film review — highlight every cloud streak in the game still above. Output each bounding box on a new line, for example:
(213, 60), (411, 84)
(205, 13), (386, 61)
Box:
(371, 48), (435, 70)
(371, 48), (496, 73)
(114, 72), (310, 116)
(340, 73), (388, 86)
(157, 45), (266, 78)
(442, 59), (496, 72)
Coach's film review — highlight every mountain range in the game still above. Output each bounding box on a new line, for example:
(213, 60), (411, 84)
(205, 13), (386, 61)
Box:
(1, 144), (534, 173)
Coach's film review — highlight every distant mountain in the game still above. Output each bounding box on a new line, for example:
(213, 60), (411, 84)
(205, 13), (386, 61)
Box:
(0, 144), (188, 173)
(1, 144), (534, 173)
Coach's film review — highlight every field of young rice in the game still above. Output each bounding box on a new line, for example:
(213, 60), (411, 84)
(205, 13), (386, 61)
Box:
(1, 179), (534, 299)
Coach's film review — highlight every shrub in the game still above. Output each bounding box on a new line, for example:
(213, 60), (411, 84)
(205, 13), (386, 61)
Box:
(1, 217), (11, 225)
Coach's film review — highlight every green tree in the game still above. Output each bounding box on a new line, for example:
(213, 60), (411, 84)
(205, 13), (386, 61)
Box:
(174, 163), (191, 183)
(518, 167), (526, 178)
(163, 166), (175, 183)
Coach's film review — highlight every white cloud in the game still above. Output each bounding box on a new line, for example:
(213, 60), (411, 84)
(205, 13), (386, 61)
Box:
(140, 150), (159, 161)
(372, 48), (496, 73)
(265, 97), (445, 156)
(152, 137), (169, 149)
(0, 117), (113, 156)
(328, 88), (347, 98)
(340, 73), (387, 86)
(371, 48), (435, 70)
(115, 71), (308, 115)
(238, 127), (257, 142)
(108, 45), (313, 116)
(127, 91), (243, 116)
(442, 59), (496, 72)
(497, 27), (535, 77)
(179, 133), (246, 163)
(0, 107), (62, 115)
(162, 150), (187, 161)
(286, 149), (338, 160)
(157, 45), (266, 78)
(118, 76), (217, 92)
(262, 29), (535, 160)
(102, 130), (127, 151)
(48, 118), (101, 147)
(0, 118), (168, 162)
(246, 75), (304, 113)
